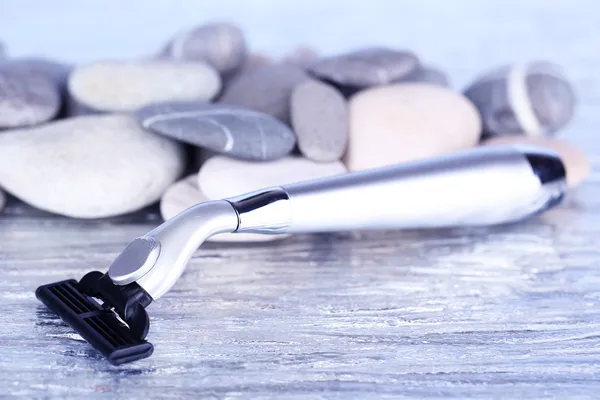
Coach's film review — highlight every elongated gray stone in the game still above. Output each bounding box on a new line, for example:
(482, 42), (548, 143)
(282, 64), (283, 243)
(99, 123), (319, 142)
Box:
(309, 47), (420, 88)
(137, 101), (296, 161)
(0, 63), (61, 129)
(218, 64), (309, 123)
(291, 80), (348, 162)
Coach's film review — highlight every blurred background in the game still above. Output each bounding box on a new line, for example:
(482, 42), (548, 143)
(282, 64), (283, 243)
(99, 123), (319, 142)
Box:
(1, 0), (597, 140)
(0, 1), (595, 74)
(0, 0), (597, 218)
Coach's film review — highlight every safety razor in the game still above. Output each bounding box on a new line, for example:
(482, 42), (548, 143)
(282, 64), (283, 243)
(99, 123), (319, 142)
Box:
(36, 145), (566, 365)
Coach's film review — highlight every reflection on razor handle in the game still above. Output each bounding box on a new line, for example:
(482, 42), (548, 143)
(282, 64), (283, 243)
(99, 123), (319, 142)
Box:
(36, 145), (566, 365)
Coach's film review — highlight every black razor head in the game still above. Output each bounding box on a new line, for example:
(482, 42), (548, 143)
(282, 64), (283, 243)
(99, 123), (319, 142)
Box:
(36, 271), (154, 365)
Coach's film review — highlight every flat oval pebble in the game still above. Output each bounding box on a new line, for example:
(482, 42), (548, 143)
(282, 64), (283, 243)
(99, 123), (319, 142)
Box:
(464, 61), (576, 137)
(162, 22), (247, 76)
(346, 83), (481, 171)
(68, 60), (221, 112)
(291, 80), (348, 162)
(198, 155), (347, 200)
(0, 64), (61, 128)
(218, 65), (309, 123)
(482, 136), (590, 188)
(0, 115), (186, 218)
(399, 65), (449, 87)
(137, 102), (296, 161)
(161, 175), (289, 242)
(309, 47), (419, 88)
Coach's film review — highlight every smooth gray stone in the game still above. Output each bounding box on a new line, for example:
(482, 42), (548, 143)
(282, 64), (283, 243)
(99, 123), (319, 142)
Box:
(291, 80), (348, 162)
(309, 47), (420, 88)
(526, 71), (576, 134)
(137, 101), (296, 161)
(0, 63), (61, 129)
(0, 57), (72, 88)
(218, 64), (310, 123)
(399, 65), (450, 87)
(161, 22), (247, 77)
(463, 62), (576, 137)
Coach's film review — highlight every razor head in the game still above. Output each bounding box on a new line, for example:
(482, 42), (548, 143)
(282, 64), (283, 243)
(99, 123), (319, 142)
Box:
(36, 271), (154, 365)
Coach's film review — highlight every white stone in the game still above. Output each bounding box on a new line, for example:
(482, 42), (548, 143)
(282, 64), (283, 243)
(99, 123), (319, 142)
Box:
(198, 155), (347, 200)
(0, 115), (186, 218)
(68, 60), (221, 112)
(161, 174), (289, 242)
(346, 83), (481, 171)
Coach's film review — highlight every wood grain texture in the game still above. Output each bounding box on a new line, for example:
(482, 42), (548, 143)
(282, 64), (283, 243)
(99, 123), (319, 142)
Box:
(1, 1), (600, 398)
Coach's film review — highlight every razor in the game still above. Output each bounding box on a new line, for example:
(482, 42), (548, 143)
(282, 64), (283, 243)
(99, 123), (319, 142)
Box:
(36, 145), (566, 365)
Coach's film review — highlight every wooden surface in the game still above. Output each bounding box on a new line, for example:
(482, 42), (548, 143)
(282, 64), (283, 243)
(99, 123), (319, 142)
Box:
(1, 194), (600, 399)
(2, 1), (600, 398)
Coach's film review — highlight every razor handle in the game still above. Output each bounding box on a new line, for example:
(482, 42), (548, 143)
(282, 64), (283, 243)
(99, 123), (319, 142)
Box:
(111, 145), (567, 300)
(228, 146), (567, 234)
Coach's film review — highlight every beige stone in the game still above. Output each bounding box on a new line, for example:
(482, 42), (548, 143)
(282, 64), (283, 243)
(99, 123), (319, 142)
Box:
(482, 136), (590, 188)
(345, 83), (482, 171)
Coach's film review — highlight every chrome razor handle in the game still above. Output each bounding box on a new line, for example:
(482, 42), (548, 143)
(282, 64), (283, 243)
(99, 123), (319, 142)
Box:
(109, 145), (566, 300)
(228, 145), (566, 234)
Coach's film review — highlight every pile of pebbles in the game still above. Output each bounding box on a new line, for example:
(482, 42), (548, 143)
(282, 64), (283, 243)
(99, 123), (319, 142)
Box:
(0, 23), (589, 241)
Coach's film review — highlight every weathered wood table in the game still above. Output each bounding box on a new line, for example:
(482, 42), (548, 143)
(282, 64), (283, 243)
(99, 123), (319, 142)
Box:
(1, 0), (600, 398)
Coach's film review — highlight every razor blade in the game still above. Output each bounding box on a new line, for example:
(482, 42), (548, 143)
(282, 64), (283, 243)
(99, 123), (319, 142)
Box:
(36, 271), (154, 365)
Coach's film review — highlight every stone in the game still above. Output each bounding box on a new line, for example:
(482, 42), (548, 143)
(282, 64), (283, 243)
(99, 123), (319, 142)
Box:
(308, 47), (419, 89)
(218, 65), (309, 123)
(68, 60), (221, 112)
(290, 80), (348, 162)
(0, 115), (186, 218)
(241, 53), (272, 70)
(282, 46), (320, 69)
(345, 83), (481, 171)
(0, 63), (61, 129)
(198, 155), (347, 200)
(399, 65), (449, 87)
(137, 102), (296, 161)
(161, 22), (247, 76)
(161, 174), (289, 242)
(464, 61), (576, 137)
(1, 57), (72, 88)
(0, 188), (5, 212)
(482, 136), (590, 188)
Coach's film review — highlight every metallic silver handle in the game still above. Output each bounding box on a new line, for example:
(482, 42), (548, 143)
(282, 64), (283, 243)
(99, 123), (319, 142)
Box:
(109, 145), (566, 300)
(228, 146), (566, 234)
